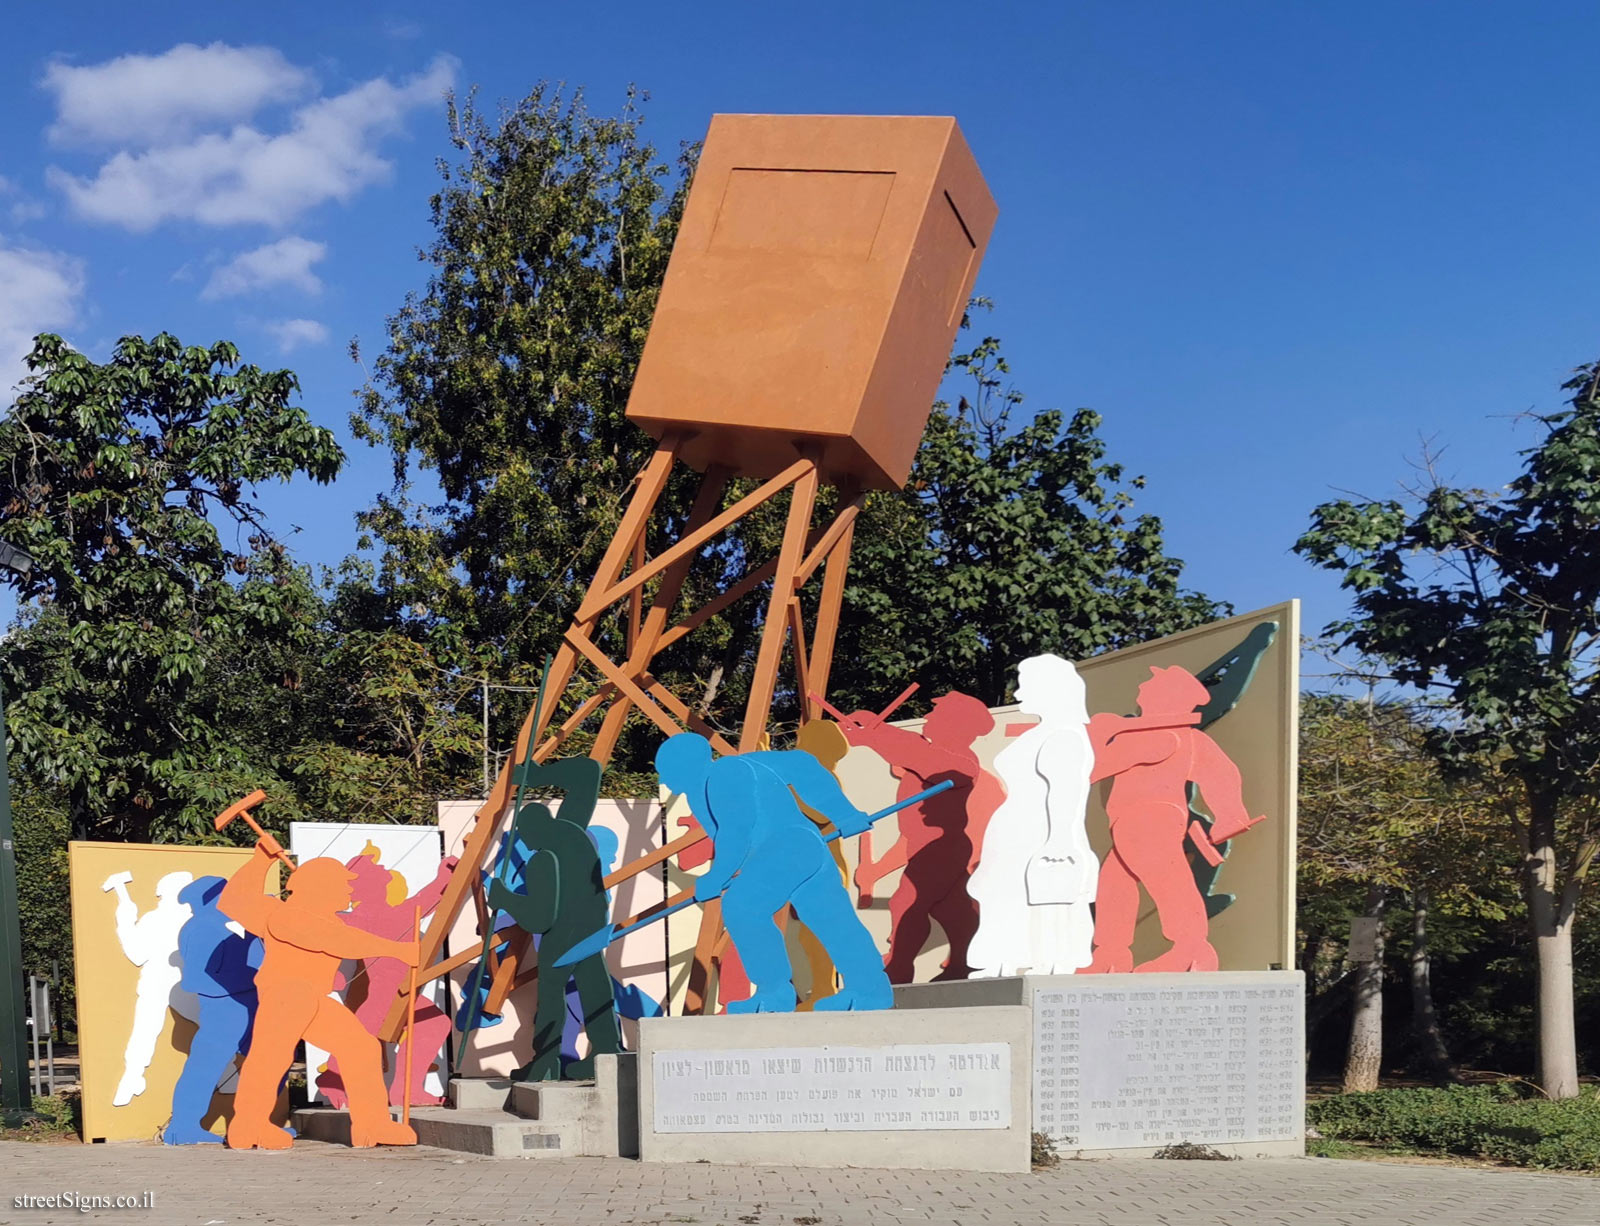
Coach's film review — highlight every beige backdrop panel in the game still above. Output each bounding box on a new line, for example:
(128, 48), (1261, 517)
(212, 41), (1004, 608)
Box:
(68, 842), (277, 1143)
(833, 601), (1300, 978)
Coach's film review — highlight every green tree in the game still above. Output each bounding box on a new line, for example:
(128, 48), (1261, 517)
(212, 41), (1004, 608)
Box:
(832, 327), (1222, 710)
(11, 782), (72, 1032)
(356, 85), (1220, 763)
(352, 84), (694, 692)
(1297, 693), (1514, 1087)
(0, 332), (344, 841)
(1295, 365), (1600, 1097)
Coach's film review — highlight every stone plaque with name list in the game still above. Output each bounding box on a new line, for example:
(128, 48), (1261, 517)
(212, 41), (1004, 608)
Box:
(1033, 978), (1303, 1150)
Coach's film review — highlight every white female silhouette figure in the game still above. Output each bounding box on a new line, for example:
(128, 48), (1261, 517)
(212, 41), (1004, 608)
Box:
(103, 870), (199, 1106)
(966, 654), (1098, 976)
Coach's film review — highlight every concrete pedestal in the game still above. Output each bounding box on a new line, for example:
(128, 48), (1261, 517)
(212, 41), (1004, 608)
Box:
(896, 972), (1305, 1159)
(637, 1007), (1032, 1172)
(295, 1052), (639, 1159)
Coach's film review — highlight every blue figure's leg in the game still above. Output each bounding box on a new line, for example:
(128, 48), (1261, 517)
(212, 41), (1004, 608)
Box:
(791, 869), (894, 1011)
(720, 885), (798, 1013)
(561, 974), (582, 1065)
(166, 994), (251, 1144)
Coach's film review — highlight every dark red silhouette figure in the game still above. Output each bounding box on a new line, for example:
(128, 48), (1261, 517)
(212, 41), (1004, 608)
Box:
(838, 692), (1002, 983)
(317, 849), (459, 1108)
(1084, 666), (1265, 974)
(220, 839), (419, 1149)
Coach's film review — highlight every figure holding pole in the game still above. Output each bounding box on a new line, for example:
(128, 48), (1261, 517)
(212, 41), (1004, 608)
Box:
(819, 687), (1001, 983)
(554, 737), (951, 1012)
(213, 792), (420, 1148)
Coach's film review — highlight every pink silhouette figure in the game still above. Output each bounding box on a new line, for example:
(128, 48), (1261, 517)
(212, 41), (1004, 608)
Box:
(838, 692), (1003, 983)
(316, 847), (459, 1108)
(1084, 666), (1264, 974)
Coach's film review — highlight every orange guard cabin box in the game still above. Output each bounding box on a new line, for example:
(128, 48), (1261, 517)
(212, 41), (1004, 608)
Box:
(626, 114), (997, 491)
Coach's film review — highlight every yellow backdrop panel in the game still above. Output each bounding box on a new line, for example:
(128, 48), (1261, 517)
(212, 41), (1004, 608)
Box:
(68, 842), (279, 1143)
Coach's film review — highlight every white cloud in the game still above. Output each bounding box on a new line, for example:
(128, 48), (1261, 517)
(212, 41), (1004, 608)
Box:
(0, 176), (46, 225)
(264, 318), (329, 353)
(0, 243), (86, 397)
(47, 53), (456, 231)
(203, 236), (326, 300)
(42, 43), (311, 148)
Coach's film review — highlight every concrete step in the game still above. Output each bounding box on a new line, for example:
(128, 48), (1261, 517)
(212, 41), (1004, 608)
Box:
(507, 1078), (601, 1123)
(291, 1107), (567, 1159)
(448, 1077), (513, 1111)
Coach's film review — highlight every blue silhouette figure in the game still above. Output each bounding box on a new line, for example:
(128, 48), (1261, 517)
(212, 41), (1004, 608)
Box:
(655, 733), (893, 1013)
(164, 876), (261, 1144)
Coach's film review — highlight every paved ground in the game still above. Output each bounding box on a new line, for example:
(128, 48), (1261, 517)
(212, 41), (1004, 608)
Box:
(2, 1139), (1593, 1226)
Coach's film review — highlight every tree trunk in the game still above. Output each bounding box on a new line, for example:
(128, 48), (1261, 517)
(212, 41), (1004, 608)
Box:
(1523, 788), (1580, 1099)
(1407, 887), (1456, 1084)
(1342, 884), (1386, 1093)
(1299, 921), (1324, 1014)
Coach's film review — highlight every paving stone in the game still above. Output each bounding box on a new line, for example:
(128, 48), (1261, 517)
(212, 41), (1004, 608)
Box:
(1, 1139), (1593, 1225)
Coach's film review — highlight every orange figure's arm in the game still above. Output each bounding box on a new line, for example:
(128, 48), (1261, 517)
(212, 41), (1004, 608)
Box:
(1189, 732), (1265, 844)
(269, 908), (421, 965)
(218, 842), (281, 937)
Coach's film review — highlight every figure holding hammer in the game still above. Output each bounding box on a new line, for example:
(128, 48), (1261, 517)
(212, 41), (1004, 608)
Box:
(215, 792), (420, 1149)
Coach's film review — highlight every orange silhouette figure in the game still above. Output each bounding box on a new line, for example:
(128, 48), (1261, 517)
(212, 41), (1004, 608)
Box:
(219, 837), (420, 1149)
(1084, 666), (1265, 974)
(317, 846), (459, 1108)
(839, 692), (1003, 983)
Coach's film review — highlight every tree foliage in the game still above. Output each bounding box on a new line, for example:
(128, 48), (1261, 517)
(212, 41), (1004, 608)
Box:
(834, 326), (1223, 710)
(352, 84), (694, 683)
(0, 333), (344, 840)
(1295, 363), (1600, 1094)
(1298, 693), (1512, 911)
(353, 81), (1222, 753)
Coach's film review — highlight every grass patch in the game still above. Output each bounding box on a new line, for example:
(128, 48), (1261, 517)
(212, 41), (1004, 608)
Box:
(1308, 1085), (1600, 1171)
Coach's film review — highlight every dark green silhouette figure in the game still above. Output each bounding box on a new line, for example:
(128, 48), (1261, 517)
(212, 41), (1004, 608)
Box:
(1187, 620), (1279, 917)
(487, 753), (620, 1082)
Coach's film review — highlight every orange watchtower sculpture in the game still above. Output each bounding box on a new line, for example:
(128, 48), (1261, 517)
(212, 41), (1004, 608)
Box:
(381, 113), (996, 1034)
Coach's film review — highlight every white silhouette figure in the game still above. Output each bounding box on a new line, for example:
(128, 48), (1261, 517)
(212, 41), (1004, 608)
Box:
(103, 870), (199, 1106)
(966, 654), (1099, 977)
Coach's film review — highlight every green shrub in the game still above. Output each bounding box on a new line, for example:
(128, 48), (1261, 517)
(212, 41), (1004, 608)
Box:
(1308, 1085), (1600, 1170)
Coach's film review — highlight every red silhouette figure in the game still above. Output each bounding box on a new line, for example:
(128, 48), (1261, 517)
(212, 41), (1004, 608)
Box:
(316, 847), (459, 1108)
(838, 692), (1003, 983)
(220, 838), (420, 1149)
(1084, 666), (1265, 974)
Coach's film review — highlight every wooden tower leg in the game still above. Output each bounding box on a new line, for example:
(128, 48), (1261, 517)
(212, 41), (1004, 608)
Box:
(686, 458), (821, 1013)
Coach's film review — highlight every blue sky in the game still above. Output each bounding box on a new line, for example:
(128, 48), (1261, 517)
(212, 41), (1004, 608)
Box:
(4, 2), (1599, 676)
